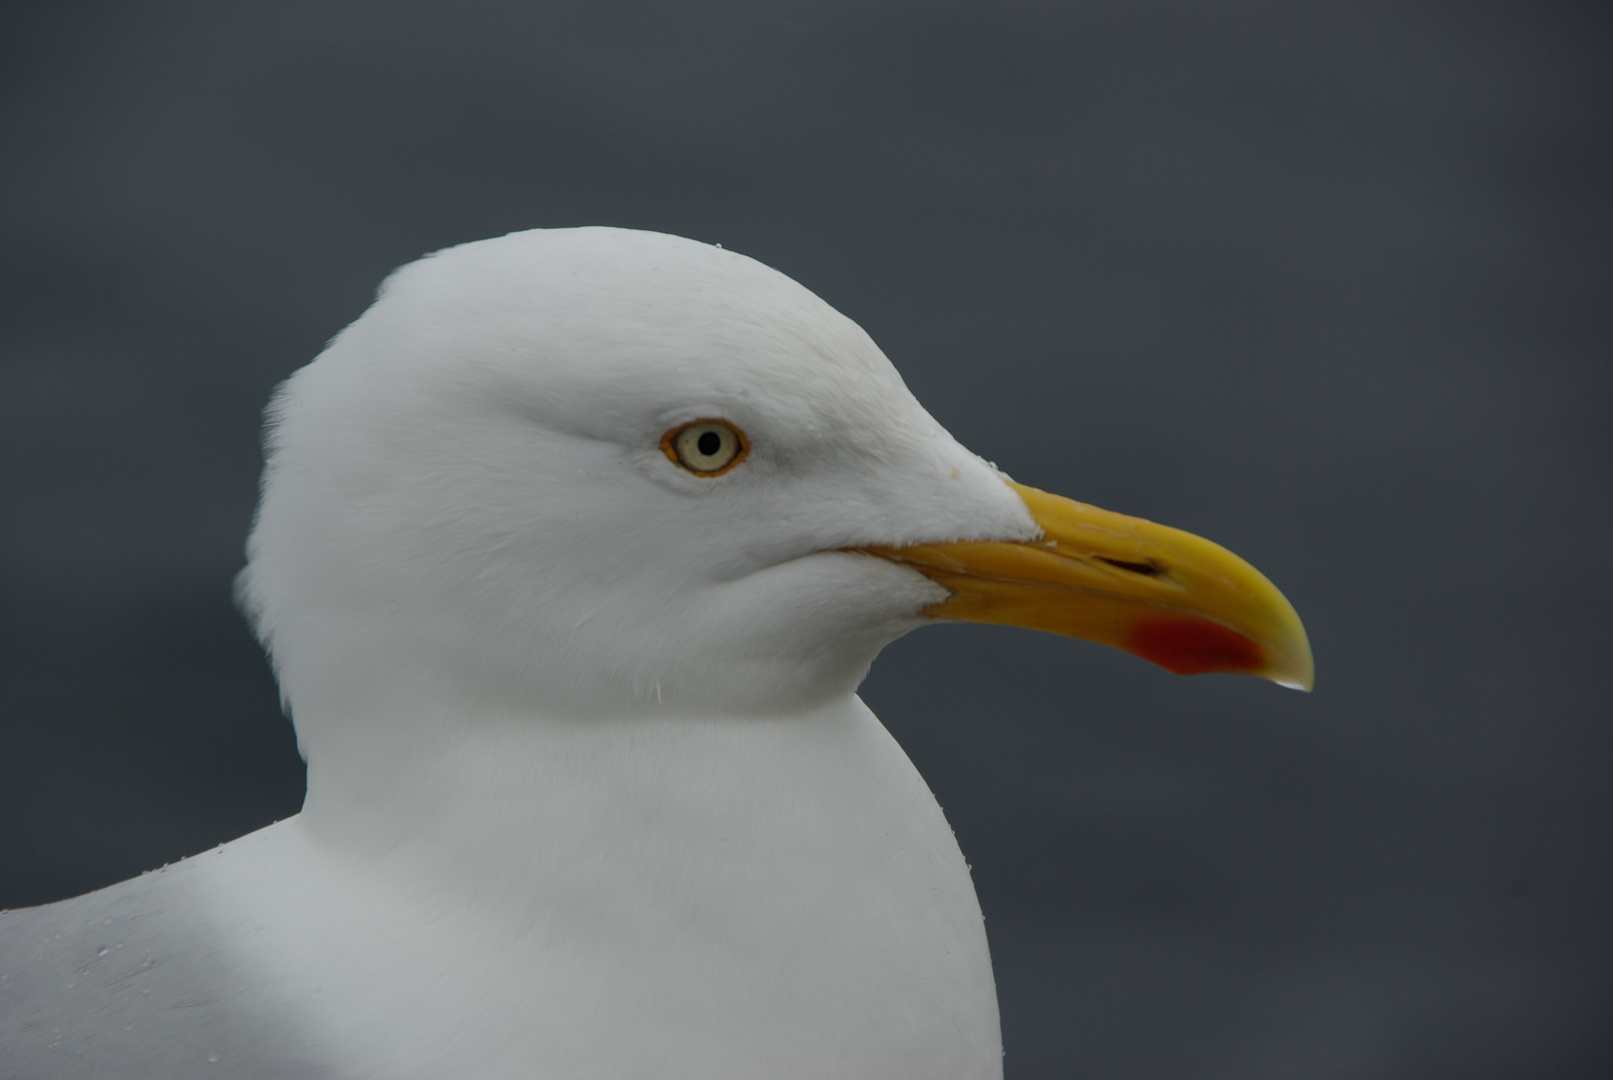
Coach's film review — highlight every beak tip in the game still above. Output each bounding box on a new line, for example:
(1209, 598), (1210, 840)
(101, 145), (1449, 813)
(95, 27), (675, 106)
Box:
(1125, 613), (1314, 693)
(1271, 635), (1315, 692)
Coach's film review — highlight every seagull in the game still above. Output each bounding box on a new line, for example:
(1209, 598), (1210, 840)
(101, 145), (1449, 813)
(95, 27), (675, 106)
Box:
(0, 227), (1311, 1078)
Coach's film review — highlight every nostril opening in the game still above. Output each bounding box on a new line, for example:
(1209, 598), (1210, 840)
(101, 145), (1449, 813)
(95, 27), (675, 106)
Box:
(1096, 557), (1164, 578)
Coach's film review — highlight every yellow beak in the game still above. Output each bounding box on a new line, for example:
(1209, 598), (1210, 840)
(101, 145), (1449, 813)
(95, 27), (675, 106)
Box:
(860, 481), (1314, 691)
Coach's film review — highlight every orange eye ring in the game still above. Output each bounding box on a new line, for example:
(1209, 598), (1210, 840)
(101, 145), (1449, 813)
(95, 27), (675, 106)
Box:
(661, 419), (750, 476)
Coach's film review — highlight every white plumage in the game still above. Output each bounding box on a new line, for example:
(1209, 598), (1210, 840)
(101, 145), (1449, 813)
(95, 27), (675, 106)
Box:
(4, 228), (1027, 1078)
(1, 227), (1308, 1078)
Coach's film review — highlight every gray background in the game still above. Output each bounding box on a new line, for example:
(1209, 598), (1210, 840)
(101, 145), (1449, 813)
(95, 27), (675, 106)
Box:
(2, 3), (1609, 1077)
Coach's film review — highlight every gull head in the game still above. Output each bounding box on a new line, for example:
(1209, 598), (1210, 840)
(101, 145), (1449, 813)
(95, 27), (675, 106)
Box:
(237, 227), (1311, 749)
(237, 227), (1036, 728)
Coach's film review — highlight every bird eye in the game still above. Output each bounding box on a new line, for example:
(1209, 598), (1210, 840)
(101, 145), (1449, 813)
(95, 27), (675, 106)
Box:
(662, 419), (748, 476)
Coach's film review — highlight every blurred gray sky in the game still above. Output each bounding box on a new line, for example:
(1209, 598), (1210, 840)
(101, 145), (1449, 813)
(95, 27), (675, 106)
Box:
(2, 3), (1610, 1077)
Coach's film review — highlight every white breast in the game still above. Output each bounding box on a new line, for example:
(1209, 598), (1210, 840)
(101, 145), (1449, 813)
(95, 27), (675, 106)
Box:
(203, 696), (1002, 1079)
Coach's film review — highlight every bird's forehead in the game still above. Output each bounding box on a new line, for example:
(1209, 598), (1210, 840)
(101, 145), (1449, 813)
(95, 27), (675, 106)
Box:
(366, 228), (934, 445)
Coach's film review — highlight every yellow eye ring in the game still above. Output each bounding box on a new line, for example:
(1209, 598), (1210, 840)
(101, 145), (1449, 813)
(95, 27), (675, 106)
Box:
(661, 419), (749, 476)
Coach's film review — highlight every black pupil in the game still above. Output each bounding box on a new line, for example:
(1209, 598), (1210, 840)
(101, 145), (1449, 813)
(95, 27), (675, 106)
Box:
(696, 430), (722, 457)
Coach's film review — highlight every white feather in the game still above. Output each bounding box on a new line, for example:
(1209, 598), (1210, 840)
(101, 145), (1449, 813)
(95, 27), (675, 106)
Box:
(6, 227), (1040, 1079)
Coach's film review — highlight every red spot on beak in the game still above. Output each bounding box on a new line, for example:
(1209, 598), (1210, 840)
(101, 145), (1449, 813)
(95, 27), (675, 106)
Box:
(1127, 616), (1265, 676)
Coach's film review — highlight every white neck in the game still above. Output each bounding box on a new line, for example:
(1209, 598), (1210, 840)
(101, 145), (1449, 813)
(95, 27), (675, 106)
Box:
(230, 694), (1003, 1078)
